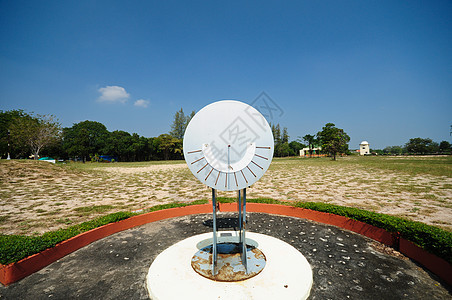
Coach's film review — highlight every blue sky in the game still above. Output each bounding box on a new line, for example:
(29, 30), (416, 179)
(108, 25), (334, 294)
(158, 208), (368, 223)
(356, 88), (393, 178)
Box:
(1, 1), (451, 149)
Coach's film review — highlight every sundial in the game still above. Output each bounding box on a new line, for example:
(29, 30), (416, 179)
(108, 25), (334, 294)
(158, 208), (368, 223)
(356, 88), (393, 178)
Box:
(183, 100), (273, 191)
(146, 100), (313, 299)
(184, 100), (273, 279)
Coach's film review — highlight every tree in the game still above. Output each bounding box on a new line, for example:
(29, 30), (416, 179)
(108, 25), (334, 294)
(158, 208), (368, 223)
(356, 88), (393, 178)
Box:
(185, 110), (196, 129)
(274, 124), (281, 146)
(276, 142), (290, 157)
(0, 110), (31, 158)
(303, 134), (317, 157)
(170, 108), (185, 139)
(169, 108), (196, 140)
(439, 141), (451, 154)
(156, 134), (183, 160)
(271, 123), (288, 157)
(316, 123), (350, 160)
(103, 130), (133, 161)
(289, 140), (305, 156)
(9, 114), (61, 160)
(405, 137), (438, 154)
(129, 134), (149, 161)
(383, 145), (406, 155)
(282, 127), (289, 144)
(63, 121), (109, 161)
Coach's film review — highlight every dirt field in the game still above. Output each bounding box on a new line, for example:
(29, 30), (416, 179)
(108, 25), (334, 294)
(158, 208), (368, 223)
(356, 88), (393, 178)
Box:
(1, 156), (451, 235)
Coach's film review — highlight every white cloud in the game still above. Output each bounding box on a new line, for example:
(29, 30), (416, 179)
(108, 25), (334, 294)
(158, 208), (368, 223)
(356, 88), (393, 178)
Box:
(134, 99), (150, 108)
(98, 86), (130, 103)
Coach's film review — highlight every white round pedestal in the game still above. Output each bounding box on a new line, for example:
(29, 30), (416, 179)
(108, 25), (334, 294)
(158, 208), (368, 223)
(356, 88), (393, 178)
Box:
(146, 231), (313, 300)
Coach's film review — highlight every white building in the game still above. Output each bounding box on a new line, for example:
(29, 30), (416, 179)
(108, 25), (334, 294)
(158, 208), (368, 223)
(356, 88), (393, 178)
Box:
(359, 141), (370, 155)
(300, 147), (322, 156)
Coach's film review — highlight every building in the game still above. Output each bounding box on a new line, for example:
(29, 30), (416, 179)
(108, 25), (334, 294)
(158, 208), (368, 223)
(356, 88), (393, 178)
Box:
(300, 147), (322, 156)
(359, 141), (370, 155)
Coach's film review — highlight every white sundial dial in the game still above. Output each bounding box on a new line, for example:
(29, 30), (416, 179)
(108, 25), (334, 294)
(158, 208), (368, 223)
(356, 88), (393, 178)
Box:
(183, 100), (274, 191)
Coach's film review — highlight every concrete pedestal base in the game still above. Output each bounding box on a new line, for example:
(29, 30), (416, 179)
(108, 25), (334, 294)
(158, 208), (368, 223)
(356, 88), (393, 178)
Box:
(146, 231), (313, 300)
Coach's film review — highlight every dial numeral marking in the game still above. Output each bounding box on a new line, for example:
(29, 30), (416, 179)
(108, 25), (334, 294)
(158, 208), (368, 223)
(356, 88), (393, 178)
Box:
(191, 157), (205, 164)
(225, 172), (228, 188)
(240, 170), (248, 183)
(205, 167), (214, 181)
(251, 160), (263, 170)
(215, 171), (221, 185)
(255, 154), (268, 160)
(247, 166), (257, 177)
(197, 163), (209, 173)
(187, 150), (202, 154)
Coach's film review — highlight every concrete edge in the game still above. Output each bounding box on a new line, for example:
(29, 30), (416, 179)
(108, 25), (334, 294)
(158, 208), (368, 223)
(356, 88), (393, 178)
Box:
(1, 203), (451, 287)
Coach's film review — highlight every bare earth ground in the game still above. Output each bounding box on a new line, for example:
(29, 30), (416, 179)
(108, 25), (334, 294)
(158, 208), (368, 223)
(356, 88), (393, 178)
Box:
(0, 156), (451, 235)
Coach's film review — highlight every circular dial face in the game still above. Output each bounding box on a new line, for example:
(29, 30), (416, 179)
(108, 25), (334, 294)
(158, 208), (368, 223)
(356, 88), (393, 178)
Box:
(183, 100), (274, 191)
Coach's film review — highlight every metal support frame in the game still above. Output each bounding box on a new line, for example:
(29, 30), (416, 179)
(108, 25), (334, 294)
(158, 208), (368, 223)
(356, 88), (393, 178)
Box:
(238, 188), (248, 273)
(212, 188), (218, 275)
(211, 187), (248, 275)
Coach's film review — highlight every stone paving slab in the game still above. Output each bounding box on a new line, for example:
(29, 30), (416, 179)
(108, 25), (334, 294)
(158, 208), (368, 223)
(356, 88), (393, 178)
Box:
(0, 212), (450, 299)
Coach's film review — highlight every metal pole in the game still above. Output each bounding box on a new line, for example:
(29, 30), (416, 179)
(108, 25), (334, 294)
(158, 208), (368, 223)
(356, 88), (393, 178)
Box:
(238, 189), (242, 241)
(212, 188), (218, 275)
(241, 188), (247, 273)
(227, 145), (230, 190)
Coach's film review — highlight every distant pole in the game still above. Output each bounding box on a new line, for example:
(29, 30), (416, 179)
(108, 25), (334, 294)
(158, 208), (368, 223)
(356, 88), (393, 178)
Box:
(7, 130), (10, 160)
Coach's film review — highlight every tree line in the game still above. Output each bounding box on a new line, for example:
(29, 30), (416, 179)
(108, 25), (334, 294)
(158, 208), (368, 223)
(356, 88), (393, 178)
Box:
(0, 110), (185, 161)
(373, 138), (451, 155)
(1, 109), (449, 161)
(0, 109), (350, 161)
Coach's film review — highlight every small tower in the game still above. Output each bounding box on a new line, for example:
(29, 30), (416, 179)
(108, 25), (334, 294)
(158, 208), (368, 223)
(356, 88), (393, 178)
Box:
(359, 141), (370, 155)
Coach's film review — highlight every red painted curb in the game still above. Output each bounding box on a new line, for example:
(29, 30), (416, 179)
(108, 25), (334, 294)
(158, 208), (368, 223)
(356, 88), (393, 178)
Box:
(399, 238), (452, 286)
(219, 203), (396, 246)
(0, 204), (211, 286)
(242, 203), (451, 286)
(1, 203), (450, 287)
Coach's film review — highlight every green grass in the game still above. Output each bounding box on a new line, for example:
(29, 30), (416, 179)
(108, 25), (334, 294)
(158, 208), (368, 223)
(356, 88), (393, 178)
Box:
(271, 156), (452, 177)
(344, 156), (451, 177)
(56, 218), (73, 224)
(73, 205), (114, 214)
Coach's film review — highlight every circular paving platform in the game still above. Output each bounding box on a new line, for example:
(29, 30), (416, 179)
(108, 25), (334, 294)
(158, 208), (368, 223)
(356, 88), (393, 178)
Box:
(146, 231), (313, 300)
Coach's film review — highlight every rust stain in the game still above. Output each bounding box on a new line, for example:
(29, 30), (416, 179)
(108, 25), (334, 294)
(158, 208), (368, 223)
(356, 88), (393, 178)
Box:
(253, 248), (266, 260)
(191, 246), (266, 282)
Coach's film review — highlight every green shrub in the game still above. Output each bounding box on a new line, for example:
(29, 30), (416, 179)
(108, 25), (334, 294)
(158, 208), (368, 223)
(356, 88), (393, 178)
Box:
(215, 197), (235, 203)
(292, 201), (452, 263)
(1, 199), (451, 266)
(190, 199), (209, 205)
(0, 201), (208, 265)
(248, 197), (289, 205)
(0, 212), (134, 265)
(246, 198), (452, 263)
